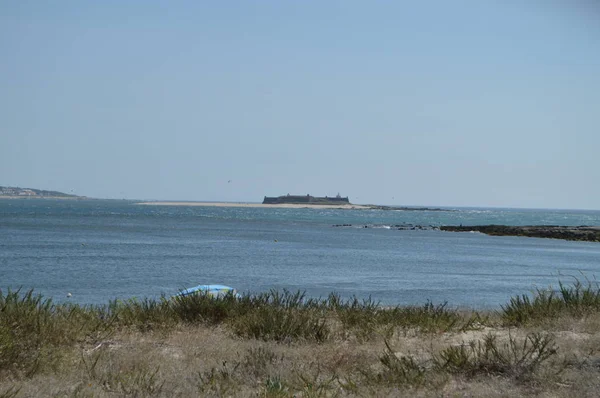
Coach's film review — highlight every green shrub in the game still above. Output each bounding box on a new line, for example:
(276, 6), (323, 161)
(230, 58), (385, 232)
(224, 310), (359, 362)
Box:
(434, 332), (557, 379)
(327, 294), (477, 339)
(387, 302), (463, 333)
(0, 289), (63, 375)
(1, 292), (90, 376)
(327, 294), (380, 339)
(230, 306), (329, 342)
(170, 291), (238, 324)
(502, 279), (600, 326)
(107, 297), (175, 330)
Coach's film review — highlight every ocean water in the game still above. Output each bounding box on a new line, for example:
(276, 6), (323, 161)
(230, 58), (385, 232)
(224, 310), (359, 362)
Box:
(1, 199), (600, 309)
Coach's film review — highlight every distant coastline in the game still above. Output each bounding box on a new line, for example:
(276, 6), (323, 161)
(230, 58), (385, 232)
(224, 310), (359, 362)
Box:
(0, 196), (84, 200)
(0, 186), (83, 199)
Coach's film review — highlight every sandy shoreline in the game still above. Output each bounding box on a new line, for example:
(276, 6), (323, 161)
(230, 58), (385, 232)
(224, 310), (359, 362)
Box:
(136, 201), (371, 210)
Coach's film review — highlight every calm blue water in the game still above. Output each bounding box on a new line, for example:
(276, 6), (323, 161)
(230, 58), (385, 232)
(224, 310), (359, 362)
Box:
(1, 199), (600, 309)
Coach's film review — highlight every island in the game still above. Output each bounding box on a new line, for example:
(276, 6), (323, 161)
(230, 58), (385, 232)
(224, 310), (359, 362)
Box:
(139, 194), (451, 211)
(440, 225), (600, 242)
(262, 193), (350, 205)
(261, 194), (450, 211)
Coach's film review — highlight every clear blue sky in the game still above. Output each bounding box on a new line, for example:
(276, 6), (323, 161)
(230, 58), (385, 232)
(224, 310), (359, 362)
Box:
(1, 1), (599, 209)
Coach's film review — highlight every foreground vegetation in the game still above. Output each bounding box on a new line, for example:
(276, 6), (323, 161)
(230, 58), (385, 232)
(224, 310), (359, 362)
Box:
(2, 281), (600, 397)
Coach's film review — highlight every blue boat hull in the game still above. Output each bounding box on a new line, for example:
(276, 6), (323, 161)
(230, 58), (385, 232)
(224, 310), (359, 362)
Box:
(177, 284), (240, 298)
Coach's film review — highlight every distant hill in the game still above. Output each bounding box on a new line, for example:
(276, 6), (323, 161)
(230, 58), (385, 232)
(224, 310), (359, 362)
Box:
(0, 186), (81, 198)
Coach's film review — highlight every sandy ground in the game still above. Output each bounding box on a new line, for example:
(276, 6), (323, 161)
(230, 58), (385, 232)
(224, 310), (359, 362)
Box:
(6, 318), (600, 397)
(136, 201), (371, 210)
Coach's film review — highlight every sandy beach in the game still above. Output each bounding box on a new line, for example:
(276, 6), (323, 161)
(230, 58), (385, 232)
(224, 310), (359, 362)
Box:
(136, 201), (371, 210)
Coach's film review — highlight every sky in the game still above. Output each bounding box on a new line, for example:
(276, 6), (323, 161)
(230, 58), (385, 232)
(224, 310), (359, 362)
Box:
(1, 1), (599, 209)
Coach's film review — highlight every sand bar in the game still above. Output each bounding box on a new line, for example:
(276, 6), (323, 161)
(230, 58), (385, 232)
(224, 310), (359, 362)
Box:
(136, 201), (371, 210)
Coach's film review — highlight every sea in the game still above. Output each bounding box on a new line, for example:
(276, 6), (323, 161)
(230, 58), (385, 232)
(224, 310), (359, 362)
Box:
(1, 199), (600, 309)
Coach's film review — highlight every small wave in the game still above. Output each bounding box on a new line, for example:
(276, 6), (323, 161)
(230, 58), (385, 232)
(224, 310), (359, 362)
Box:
(461, 210), (493, 214)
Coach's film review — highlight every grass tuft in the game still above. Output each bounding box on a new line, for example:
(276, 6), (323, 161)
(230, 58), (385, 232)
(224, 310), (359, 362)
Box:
(0, 289), (77, 376)
(171, 291), (239, 325)
(107, 297), (175, 331)
(372, 340), (427, 387)
(262, 376), (289, 397)
(434, 332), (557, 379)
(230, 305), (329, 342)
(241, 346), (283, 378)
(196, 361), (240, 396)
(502, 279), (600, 326)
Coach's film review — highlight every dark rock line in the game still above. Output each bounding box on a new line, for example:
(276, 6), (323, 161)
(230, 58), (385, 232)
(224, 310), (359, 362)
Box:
(332, 223), (600, 242)
(440, 225), (600, 242)
(332, 223), (439, 230)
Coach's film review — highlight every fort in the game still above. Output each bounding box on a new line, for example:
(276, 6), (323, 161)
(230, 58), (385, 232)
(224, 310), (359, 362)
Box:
(263, 193), (350, 205)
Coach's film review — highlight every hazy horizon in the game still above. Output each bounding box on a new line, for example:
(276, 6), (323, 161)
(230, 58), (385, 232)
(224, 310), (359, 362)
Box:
(2, 1), (599, 210)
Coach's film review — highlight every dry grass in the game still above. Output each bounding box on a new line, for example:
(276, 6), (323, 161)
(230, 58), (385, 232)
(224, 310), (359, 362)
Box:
(5, 324), (600, 397)
(3, 284), (600, 397)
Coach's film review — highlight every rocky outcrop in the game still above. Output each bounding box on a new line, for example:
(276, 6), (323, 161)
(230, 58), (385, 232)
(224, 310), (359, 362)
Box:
(333, 223), (439, 230)
(362, 205), (452, 211)
(440, 225), (600, 242)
